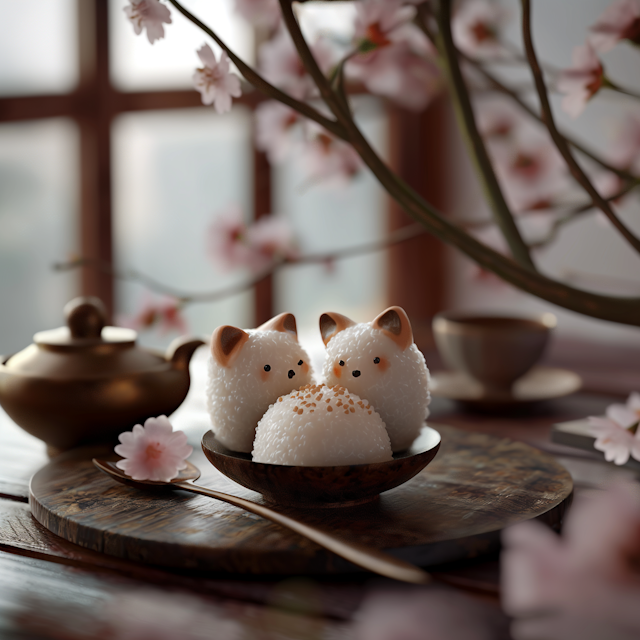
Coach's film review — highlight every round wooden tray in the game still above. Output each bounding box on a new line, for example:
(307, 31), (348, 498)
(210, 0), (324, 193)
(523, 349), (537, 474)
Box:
(29, 424), (572, 575)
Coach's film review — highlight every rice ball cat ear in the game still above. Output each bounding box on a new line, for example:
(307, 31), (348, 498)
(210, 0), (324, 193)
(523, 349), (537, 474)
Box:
(211, 325), (249, 367)
(319, 312), (356, 346)
(371, 306), (413, 351)
(257, 312), (298, 339)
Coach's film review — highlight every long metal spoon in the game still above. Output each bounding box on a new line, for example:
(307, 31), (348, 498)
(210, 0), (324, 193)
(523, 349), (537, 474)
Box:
(93, 458), (430, 584)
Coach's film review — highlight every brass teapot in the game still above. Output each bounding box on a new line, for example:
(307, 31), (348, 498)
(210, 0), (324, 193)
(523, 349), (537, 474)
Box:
(0, 297), (205, 454)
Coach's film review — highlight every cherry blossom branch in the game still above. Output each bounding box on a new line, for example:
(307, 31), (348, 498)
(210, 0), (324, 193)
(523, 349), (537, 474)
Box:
(467, 60), (640, 182)
(434, 1), (535, 270)
(165, 0), (347, 141)
(55, 223), (428, 305)
(276, 0), (640, 326)
(521, 0), (640, 256)
(529, 181), (640, 250)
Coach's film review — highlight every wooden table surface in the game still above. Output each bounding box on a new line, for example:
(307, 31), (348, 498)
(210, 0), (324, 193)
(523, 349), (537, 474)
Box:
(0, 343), (637, 640)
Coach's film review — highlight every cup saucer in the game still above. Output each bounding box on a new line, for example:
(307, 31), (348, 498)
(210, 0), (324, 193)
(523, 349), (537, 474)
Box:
(430, 366), (582, 410)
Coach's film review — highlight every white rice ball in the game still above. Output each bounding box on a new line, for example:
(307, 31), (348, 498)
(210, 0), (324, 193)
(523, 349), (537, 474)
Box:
(252, 383), (393, 466)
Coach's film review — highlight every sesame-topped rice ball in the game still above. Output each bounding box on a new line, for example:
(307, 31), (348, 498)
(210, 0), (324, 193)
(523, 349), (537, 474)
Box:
(252, 383), (393, 466)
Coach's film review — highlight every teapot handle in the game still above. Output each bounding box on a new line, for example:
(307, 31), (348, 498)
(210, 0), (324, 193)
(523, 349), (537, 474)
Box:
(166, 336), (206, 370)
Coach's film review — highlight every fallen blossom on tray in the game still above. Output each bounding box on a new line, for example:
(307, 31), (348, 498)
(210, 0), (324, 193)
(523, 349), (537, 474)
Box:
(193, 44), (242, 114)
(115, 415), (193, 482)
(124, 0), (172, 44)
(557, 42), (606, 119)
(607, 391), (640, 429)
(590, 0), (640, 52)
(589, 415), (640, 465)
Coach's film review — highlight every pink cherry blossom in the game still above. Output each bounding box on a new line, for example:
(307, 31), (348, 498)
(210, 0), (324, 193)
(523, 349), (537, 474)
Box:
(255, 100), (301, 163)
(123, 0), (172, 44)
(590, 0), (640, 52)
(348, 42), (442, 112)
(606, 391), (640, 429)
(491, 136), (567, 213)
(245, 215), (299, 271)
(588, 415), (640, 465)
(299, 127), (363, 187)
(207, 204), (253, 272)
(452, 0), (509, 58)
(193, 45), (242, 114)
(115, 415), (193, 482)
(353, 0), (418, 50)
(208, 205), (298, 273)
(502, 482), (640, 636)
(557, 42), (606, 119)
(259, 28), (335, 101)
(235, 0), (281, 31)
(475, 97), (523, 140)
(121, 294), (188, 335)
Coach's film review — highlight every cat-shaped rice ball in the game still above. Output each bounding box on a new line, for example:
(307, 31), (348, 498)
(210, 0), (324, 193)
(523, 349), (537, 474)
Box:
(207, 313), (313, 453)
(320, 306), (430, 452)
(252, 383), (392, 466)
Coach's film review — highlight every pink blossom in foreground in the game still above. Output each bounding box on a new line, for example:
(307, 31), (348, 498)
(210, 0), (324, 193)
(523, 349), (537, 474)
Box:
(124, 0), (172, 44)
(354, 585), (509, 640)
(502, 483), (640, 638)
(348, 42), (442, 111)
(255, 100), (301, 163)
(105, 589), (243, 640)
(122, 295), (188, 335)
(259, 28), (335, 100)
(607, 391), (640, 429)
(115, 416), (193, 482)
(193, 45), (242, 114)
(235, 0), (281, 31)
(557, 42), (606, 119)
(452, 0), (509, 58)
(208, 205), (297, 272)
(590, 0), (640, 52)
(589, 415), (640, 464)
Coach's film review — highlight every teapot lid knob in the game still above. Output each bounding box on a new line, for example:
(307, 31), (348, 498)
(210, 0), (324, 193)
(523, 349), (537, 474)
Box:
(65, 297), (106, 339)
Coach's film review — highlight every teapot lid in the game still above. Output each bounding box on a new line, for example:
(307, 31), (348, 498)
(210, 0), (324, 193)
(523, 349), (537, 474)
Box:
(34, 297), (136, 349)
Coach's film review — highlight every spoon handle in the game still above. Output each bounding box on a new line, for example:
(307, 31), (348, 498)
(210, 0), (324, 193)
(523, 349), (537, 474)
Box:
(174, 481), (430, 585)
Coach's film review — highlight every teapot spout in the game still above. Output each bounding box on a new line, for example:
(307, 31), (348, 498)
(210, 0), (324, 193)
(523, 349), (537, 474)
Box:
(166, 336), (206, 371)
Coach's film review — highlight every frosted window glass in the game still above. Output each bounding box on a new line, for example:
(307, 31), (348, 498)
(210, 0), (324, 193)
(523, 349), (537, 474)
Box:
(0, 0), (78, 96)
(273, 97), (388, 354)
(110, 0), (253, 91)
(0, 119), (80, 355)
(112, 107), (253, 350)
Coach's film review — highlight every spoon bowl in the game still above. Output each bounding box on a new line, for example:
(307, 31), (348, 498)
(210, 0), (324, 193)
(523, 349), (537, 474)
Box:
(201, 425), (441, 508)
(92, 459), (201, 490)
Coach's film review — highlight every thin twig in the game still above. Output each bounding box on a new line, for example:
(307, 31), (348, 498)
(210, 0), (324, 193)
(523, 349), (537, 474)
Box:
(521, 0), (640, 255)
(166, 0), (348, 141)
(54, 224), (428, 305)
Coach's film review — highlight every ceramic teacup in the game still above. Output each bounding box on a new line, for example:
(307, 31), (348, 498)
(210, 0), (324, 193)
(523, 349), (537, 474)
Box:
(432, 311), (557, 398)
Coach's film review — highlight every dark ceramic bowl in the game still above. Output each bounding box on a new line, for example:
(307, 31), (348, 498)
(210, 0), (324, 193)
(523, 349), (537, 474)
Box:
(201, 426), (441, 508)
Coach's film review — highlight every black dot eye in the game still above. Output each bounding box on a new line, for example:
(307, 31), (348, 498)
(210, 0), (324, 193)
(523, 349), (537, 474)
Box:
(298, 360), (303, 366)
(339, 360), (345, 366)
(373, 357), (380, 364)
(264, 364), (271, 372)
